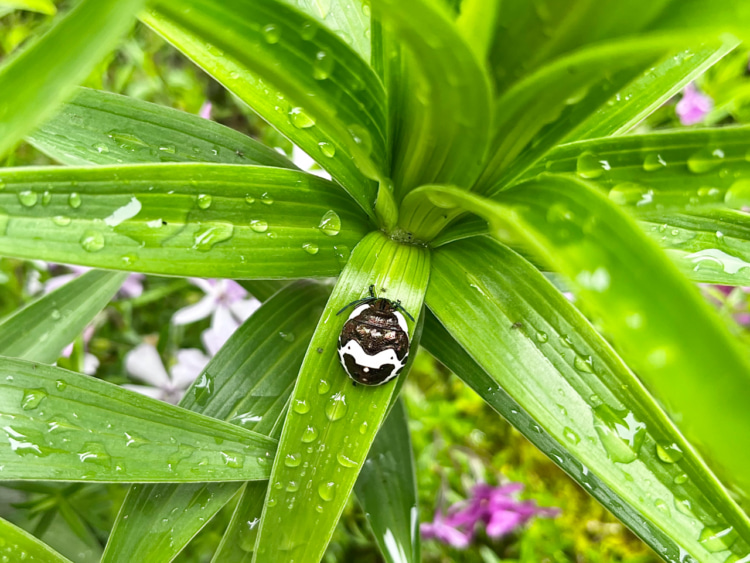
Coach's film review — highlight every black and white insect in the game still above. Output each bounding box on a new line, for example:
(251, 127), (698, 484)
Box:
(336, 286), (414, 386)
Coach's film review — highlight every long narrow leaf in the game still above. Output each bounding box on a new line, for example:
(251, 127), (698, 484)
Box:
(27, 88), (296, 170)
(372, 0), (491, 198)
(0, 0), (144, 158)
(0, 270), (126, 363)
(0, 516), (72, 563)
(0, 0), (55, 15)
(426, 237), (750, 562)
(0, 358), (275, 482)
(143, 0), (387, 215)
(354, 398), (419, 563)
(415, 181), (750, 497)
(102, 281), (328, 563)
(252, 231), (430, 562)
(0, 164), (370, 279)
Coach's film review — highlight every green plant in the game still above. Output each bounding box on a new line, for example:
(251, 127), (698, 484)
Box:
(2, 0), (750, 561)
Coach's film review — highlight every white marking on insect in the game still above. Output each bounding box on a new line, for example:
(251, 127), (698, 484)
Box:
(393, 311), (409, 334)
(348, 303), (370, 321)
(338, 340), (406, 371)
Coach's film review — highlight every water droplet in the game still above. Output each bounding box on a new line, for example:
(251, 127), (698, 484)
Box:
(159, 144), (176, 154)
(359, 421), (368, 434)
(674, 473), (688, 485)
(193, 372), (214, 406)
(290, 107), (316, 129)
(93, 142), (109, 153)
(302, 243), (319, 255)
(245, 195), (256, 205)
(262, 24), (281, 44)
(536, 331), (548, 343)
(318, 210), (341, 236)
(317, 379), (331, 394)
(279, 331), (295, 342)
(292, 399), (310, 414)
(348, 124), (372, 153)
(55, 379), (67, 391)
(78, 442), (111, 466)
(337, 453), (358, 468)
(192, 222), (234, 251)
(563, 427), (580, 444)
(656, 442), (683, 464)
(699, 525), (737, 552)
(52, 215), (71, 226)
(21, 388), (47, 410)
(318, 142), (335, 158)
(261, 193), (274, 205)
(68, 193), (82, 208)
(301, 425), (318, 443)
(221, 451), (244, 468)
(574, 355), (594, 373)
(267, 497), (277, 507)
(250, 220), (268, 233)
(654, 499), (670, 514)
(124, 431), (149, 448)
(325, 392), (348, 421)
(284, 453), (302, 467)
(80, 231), (105, 252)
(313, 50), (335, 80)
(41, 191), (52, 205)
(643, 153), (667, 171)
(318, 481), (336, 501)
(300, 22), (317, 40)
(197, 194), (212, 209)
(687, 148), (725, 174)
(608, 183), (653, 207)
(18, 190), (38, 207)
(576, 152), (610, 179)
(592, 405), (646, 464)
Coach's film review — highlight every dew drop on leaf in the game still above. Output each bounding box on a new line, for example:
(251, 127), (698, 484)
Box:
(318, 141), (335, 158)
(592, 405), (646, 464)
(317, 210), (341, 236)
(192, 222), (234, 251)
(80, 231), (105, 252)
(687, 147), (724, 174)
(220, 451), (244, 468)
(52, 215), (71, 226)
(302, 242), (319, 255)
(21, 388), (47, 410)
(317, 481), (336, 502)
(576, 151), (610, 179)
(301, 425), (318, 443)
(18, 190), (38, 207)
(197, 194), (212, 209)
(41, 191), (52, 205)
(325, 392), (347, 421)
(292, 399), (310, 414)
(312, 50), (334, 80)
(193, 372), (214, 406)
(317, 379), (331, 395)
(289, 107), (316, 129)
(261, 193), (274, 205)
(336, 453), (358, 468)
(655, 442), (683, 464)
(78, 442), (112, 466)
(643, 153), (667, 171)
(262, 24), (281, 44)
(68, 192), (82, 208)
(698, 525), (737, 552)
(284, 453), (302, 467)
(250, 220), (268, 233)
(245, 195), (256, 205)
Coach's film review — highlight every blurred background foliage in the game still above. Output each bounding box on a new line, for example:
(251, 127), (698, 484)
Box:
(2, 4), (750, 562)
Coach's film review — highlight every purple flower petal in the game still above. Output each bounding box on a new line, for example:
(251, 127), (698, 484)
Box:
(677, 83), (713, 126)
(171, 348), (210, 389)
(125, 343), (171, 388)
(172, 295), (217, 325)
(119, 274), (145, 299)
(421, 514), (472, 549)
(199, 101), (213, 120)
(485, 509), (524, 538)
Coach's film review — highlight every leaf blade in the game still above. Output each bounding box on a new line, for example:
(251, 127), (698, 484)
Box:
(0, 516), (73, 563)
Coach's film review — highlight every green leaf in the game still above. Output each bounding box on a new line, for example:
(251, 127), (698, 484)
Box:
(0, 0), (55, 15)
(354, 398), (419, 563)
(0, 516), (72, 563)
(455, 0), (500, 60)
(530, 126), (750, 213)
(372, 0), (491, 198)
(0, 164), (370, 279)
(101, 282), (328, 563)
(426, 237), (750, 562)
(0, 357), (276, 482)
(252, 231), (430, 562)
(0, 0), (144, 159)
(142, 0), (387, 216)
(27, 87), (297, 170)
(417, 180), (750, 496)
(0, 270), (126, 363)
(571, 43), (738, 141)
(640, 209), (750, 286)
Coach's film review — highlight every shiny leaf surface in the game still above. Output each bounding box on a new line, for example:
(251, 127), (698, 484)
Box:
(0, 516), (72, 563)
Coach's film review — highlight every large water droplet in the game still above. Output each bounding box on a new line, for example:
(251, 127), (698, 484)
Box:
(300, 22), (317, 40)
(261, 193), (274, 205)
(21, 388), (47, 410)
(193, 372), (214, 406)
(302, 243), (319, 255)
(318, 481), (336, 501)
(221, 451), (244, 468)
(197, 194), (212, 209)
(52, 215), (71, 227)
(573, 355), (594, 373)
(608, 183), (653, 207)
(699, 525), (737, 552)
(325, 392), (347, 421)
(643, 153), (667, 171)
(576, 152), (610, 179)
(337, 453), (358, 468)
(250, 220), (268, 233)
(78, 442), (112, 466)
(318, 210), (341, 236)
(563, 427), (580, 444)
(348, 124), (372, 154)
(318, 142), (335, 158)
(18, 190), (38, 207)
(687, 148), (724, 174)
(317, 379), (331, 395)
(313, 50), (335, 80)
(192, 222), (234, 251)
(68, 193), (82, 209)
(301, 425), (318, 443)
(284, 453), (302, 467)
(292, 399), (310, 414)
(592, 405), (646, 464)
(656, 442), (683, 464)
(289, 107), (316, 129)
(80, 230), (105, 252)
(262, 24), (281, 44)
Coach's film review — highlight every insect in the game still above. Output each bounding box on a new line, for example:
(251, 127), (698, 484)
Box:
(336, 285), (414, 386)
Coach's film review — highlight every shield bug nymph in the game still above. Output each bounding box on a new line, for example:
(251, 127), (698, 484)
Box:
(336, 285), (414, 386)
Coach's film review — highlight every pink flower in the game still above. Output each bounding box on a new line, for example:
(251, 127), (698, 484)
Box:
(61, 325), (99, 375)
(421, 482), (559, 548)
(123, 343), (209, 404)
(42, 263), (144, 298)
(676, 83), (712, 126)
(172, 279), (260, 354)
(199, 101), (213, 120)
